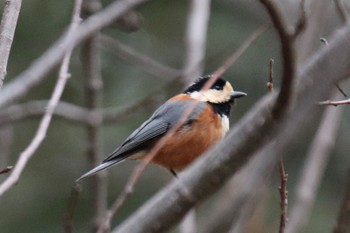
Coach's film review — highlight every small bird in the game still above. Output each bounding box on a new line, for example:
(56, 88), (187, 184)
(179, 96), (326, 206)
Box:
(77, 75), (246, 181)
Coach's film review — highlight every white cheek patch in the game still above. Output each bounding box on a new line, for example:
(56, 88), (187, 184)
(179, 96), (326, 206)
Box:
(220, 115), (230, 137)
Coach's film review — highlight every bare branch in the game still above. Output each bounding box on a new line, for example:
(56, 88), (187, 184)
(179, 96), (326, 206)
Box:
(0, 0), (22, 87)
(98, 35), (180, 80)
(182, 0), (211, 85)
(286, 92), (343, 233)
(0, 166), (13, 175)
(258, 0), (296, 119)
(81, 0), (107, 229)
(0, 0), (82, 196)
(278, 160), (288, 233)
(267, 58), (274, 92)
(95, 26), (267, 232)
(0, 0), (149, 109)
(111, 21), (350, 233)
(292, 0), (306, 38)
(319, 98), (350, 106)
(63, 184), (82, 233)
(0, 93), (162, 126)
(297, 1), (329, 63)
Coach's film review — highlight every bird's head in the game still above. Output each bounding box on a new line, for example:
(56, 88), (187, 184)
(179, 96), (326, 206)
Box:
(184, 75), (247, 104)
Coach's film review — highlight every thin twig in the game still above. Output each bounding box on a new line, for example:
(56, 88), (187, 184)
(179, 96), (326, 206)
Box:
(318, 98), (350, 106)
(267, 57), (288, 233)
(258, 0), (296, 119)
(0, 0), (149, 109)
(292, 0), (306, 38)
(63, 184), (82, 233)
(335, 84), (347, 97)
(319, 37), (349, 105)
(182, 0), (211, 85)
(0, 166), (13, 175)
(98, 34), (180, 80)
(285, 91), (343, 233)
(0, 0), (82, 196)
(267, 59), (274, 92)
(80, 0), (107, 230)
(0, 0), (22, 87)
(279, 159), (288, 233)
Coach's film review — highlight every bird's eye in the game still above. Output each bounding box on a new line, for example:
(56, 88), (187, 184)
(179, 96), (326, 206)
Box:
(213, 85), (222, 90)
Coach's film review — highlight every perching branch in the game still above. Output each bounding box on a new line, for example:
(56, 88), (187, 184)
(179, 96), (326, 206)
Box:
(0, 0), (22, 87)
(96, 25), (268, 233)
(111, 21), (350, 233)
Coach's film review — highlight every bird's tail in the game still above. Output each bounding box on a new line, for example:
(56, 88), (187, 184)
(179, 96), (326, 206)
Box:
(76, 159), (125, 182)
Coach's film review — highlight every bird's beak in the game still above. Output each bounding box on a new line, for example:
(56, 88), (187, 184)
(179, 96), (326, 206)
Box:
(230, 91), (247, 99)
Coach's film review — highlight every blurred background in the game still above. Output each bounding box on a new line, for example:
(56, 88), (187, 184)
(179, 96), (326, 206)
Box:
(0, 0), (349, 232)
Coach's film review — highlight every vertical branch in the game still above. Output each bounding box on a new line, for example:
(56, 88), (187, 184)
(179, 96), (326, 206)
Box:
(81, 0), (107, 229)
(0, 0), (22, 87)
(0, 0), (82, 196)
(278, 159), (288, 233)
(266, 57), (288, 233)
(285, 92), (343, 233)
(183, 0), (211, 85)
(63, 184), (82, 233)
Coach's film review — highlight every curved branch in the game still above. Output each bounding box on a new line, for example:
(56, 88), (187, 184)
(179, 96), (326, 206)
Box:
(258, 0), (297, 118)
(111, 22), (350, 233)
(0, 0), (22, 87)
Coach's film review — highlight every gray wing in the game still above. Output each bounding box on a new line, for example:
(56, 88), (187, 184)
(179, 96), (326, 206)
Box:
(103, 99), (206, 162)
(77, 100), (205, 181)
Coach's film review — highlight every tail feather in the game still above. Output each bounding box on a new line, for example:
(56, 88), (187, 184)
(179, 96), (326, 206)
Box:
(76, 159), (125, 182)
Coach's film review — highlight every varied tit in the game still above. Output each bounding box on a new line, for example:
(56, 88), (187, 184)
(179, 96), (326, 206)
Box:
(77, 75), (246, 181)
